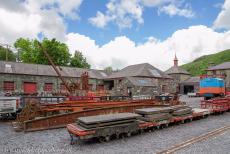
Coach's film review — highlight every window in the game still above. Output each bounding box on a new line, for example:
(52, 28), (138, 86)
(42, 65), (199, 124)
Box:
(148, 69), (161, 77)
(138, 79), (148, 84)
(44, 83), (53, 91)
(5, 64), (12, 73)
(3, 81), (14, 91)
(162, 85), (166, 93)
(88, 84), (93, 91)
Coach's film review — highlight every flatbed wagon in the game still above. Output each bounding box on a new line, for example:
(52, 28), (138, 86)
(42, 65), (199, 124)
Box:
(67, 107), (214, 144)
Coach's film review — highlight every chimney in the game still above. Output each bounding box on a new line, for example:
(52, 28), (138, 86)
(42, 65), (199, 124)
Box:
(174, 54), (178, 66)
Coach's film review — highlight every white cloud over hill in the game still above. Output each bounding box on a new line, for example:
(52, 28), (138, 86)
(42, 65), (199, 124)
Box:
(0, 0), (230, 71)
(66, 25), (230, 70)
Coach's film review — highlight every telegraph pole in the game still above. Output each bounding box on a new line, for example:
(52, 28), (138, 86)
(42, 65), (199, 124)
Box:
(6, 44), (9, 61)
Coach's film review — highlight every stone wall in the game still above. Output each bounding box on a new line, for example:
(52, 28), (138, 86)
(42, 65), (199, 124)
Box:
(0, 74), (99, 94)
(111, 77), (176, 96)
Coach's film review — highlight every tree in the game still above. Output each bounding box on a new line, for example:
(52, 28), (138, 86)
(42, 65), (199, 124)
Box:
(0, 45), (16, 61)
(14, 38), (34, 63)
(70, 51), (91, 68)
(104, 66), (113, 72)
(14, 38), (71, 66)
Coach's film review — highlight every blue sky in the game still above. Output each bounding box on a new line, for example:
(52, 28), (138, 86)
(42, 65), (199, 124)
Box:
(66, 0), (224, 45)
(0, 0), (229, 70)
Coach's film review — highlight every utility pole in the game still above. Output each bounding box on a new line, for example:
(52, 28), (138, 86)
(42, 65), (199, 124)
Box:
(6, 44), (9, 61)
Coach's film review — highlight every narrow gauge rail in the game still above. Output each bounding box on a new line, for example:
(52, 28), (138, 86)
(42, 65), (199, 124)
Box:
(67, 108), (219, 144)
(157, 125), (230, 154)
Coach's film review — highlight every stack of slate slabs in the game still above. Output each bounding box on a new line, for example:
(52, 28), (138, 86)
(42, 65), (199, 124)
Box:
(135, 107), (173, 122)
(77, 113), (141, 129)
(171, 105), (192, 117)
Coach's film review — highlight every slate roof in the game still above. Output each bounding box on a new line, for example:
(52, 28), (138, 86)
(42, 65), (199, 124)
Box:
(126, 77), (158, 87)
(0, 61), (108, 79)
(107, 63), (172, 79)
(180, 76), (200, 84)
(206, 62), (230, 71)
(165, 66), (190, 75)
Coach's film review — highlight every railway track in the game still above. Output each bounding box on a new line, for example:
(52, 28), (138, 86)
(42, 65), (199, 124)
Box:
(157, 125), (230, 154)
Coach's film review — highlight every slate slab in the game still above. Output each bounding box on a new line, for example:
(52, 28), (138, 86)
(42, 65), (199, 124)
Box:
(77, 113), (141, 125)
(135, 107), (173, 115)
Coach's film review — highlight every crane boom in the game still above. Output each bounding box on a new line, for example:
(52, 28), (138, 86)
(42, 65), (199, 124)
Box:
(37, 42), (72, 94)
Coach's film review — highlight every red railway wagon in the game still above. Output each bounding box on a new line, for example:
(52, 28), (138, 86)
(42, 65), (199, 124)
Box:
(67, 109), (210, 144)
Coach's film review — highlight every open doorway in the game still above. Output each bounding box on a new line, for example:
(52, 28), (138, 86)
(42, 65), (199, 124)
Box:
(183, 85), (194, 94)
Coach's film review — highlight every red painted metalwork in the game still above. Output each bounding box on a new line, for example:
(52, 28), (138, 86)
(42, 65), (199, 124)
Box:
(200, 74), (226, 79)
(67, 124), (95, 136)
(23, 102), (157, 132)
(201, 97), (230, 113)
(3, 81), (14, 91)
(23, 82), (37, 94)
(170, 115), (193, 123)
(200, 87), (225, 94)
(44, 83), (53, 91)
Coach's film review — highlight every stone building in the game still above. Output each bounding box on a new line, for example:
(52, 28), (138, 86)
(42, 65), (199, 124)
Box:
(0, 61), (178, 96)
(165, 55), (191, 93)
(105, 63), (174, 96)
(179, 77), (200, 94)
(206, 62), (230, 91)
(0, 61), (108, 95)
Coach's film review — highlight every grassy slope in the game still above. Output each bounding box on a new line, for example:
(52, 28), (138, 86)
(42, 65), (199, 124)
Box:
(181, 49), (230, 76)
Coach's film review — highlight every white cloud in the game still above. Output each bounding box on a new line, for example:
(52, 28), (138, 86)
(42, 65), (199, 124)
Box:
(158, 3), (195, 18)
(57, 0), (83, 19)
(0, 0), (83, 44)
(66, 25), (230, 70)
(141, 0), (170, 7)
(89, 0), (195, 29)
(89, 0), (144, 29)
(213, 0), (230, 30)
(89, 11), (113, 28)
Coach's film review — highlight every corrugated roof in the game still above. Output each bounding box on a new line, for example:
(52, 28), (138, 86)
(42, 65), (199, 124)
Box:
(0, 61), (108, 79)
(165, 66), (190, 75)
(206, 62), (230, 71)
(127, 77), (158, 87)
(107, 63), (172, 79)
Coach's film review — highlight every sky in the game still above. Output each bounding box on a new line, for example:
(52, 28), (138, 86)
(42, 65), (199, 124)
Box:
(0, 0), (230, 71)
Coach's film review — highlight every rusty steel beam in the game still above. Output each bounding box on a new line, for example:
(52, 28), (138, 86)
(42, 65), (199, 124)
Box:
(23, 103), (165, 132)
(38, 42), (72, 93)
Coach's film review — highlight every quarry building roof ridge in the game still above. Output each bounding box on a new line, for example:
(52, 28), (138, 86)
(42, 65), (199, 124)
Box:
(0, 61), (172, 80)
(0, 60), (108, 79)
(107, 63), (172, 79)
(206, 62), (230, 70)
(165, 65), (191, 75)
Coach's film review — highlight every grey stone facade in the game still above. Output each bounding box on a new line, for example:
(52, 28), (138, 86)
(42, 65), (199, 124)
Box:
(0, 73), (101, 94)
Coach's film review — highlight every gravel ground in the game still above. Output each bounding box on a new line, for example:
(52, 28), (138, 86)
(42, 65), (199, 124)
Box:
(179, 95), (204, 108)
(0, 95), (229, 154)
(176, 131), (230, 154)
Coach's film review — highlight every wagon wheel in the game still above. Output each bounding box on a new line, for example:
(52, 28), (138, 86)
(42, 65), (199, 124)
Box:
(99, 136), (110, 143)
(126, 132), (131, 137)
(156, 125), (160, 129)
(139, 129), (144, 134)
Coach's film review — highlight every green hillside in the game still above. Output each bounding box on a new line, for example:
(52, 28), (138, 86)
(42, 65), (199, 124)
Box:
(181, 49), (230, 76)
